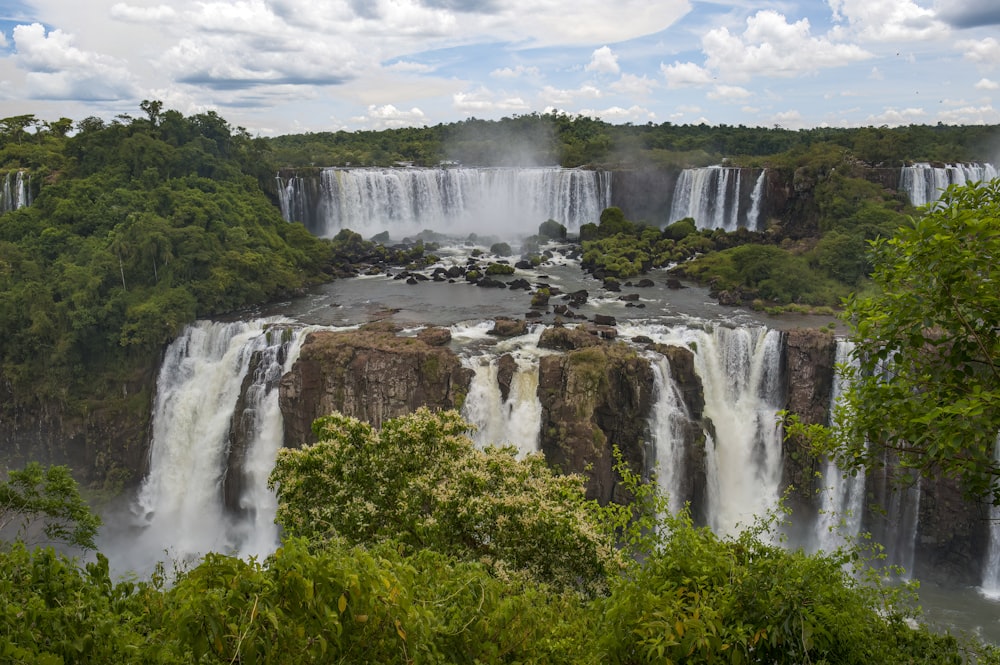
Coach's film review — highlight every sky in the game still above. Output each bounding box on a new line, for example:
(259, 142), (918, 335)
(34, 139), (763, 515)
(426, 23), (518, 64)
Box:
(0, 0), (999, 136)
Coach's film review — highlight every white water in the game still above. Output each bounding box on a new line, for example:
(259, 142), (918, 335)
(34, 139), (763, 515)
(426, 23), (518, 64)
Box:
(1, 171), (31, 212)
(899, 163), (997, 207)
(669, 167), (766, 231)
(981, 435), (1000, 598)
(813, 340), (866, 553)
(461, 327), (546, 457)
(648, 355), (694, 513)
(621, 323), (785, 536)
(278, 167), (611, 238)
(127, 320), (307, 570)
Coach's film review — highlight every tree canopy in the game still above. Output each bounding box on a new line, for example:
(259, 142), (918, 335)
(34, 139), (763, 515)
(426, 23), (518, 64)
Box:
(832, 180), (1000, 501)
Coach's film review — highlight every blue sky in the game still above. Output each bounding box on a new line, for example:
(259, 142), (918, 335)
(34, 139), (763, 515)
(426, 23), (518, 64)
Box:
(0, 0), (998, 135)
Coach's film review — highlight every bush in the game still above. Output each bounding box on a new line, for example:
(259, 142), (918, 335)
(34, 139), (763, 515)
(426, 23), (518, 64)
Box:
(538, 219), (567, 240)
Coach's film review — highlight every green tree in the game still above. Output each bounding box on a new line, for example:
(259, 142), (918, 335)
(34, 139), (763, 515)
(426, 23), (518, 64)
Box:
(269, 408), (621, 594)
(0, 463), (101, 550)
(835, 180), (1000, 500)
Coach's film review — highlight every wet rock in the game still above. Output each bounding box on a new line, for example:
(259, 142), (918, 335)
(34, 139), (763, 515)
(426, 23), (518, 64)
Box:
(489, 318), (528, 337)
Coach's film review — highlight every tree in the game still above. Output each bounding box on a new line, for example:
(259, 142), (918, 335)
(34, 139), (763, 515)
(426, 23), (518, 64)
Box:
(269, 408), (621, 594)
(835, 180), (1000, 501)
(0, 463), (101, 550)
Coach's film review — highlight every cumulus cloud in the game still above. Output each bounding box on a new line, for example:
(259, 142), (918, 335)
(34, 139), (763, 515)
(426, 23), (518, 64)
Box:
(707, 84), (751, 101)
(957, 37), (1000, 66)
(576, 105), (655, 122)
(828, 0), (947, 42)
(702, 10), (872, 80)
(539, 84), (603, 106)
(360, 104), (427, 129)
(491, 64), (540, 78)
(865, 107), (927, 125)
(661, 61), (713, 88)
(610, 73), (656, 96)
(934, 104), (1000, 124)
(585, 46), (620, 74)
(453, 88), (529, 113)
(934, 0), (1000, 28)
(975, 78), (999, 90)
(110, 3), (178, 22)
(11, 23), (135, 100)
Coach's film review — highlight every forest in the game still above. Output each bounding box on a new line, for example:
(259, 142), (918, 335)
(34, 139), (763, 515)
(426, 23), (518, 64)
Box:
(1, 105), (999, 661)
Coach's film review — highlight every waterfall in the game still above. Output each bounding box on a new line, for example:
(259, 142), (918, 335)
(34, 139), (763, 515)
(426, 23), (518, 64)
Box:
(128, 319), (307, 569)
(747, 170), (766, 231)
(899, 163), (998, 207)
(278, 167), (611, 238)
(669, 167), (766, 231)
(620, 323), (785, 536)
(1, 171), (31, 213)
(813, 340), (866, 553)
(648, 355), (693, 514)
(461, 336), (544, 458)
(981, 436), (1000, 598)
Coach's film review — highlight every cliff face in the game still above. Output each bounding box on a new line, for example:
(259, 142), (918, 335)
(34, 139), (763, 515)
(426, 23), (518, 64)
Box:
(278, 323), (474, 448)
(0, 367), (154, 489)
(536, 327), (654, 504)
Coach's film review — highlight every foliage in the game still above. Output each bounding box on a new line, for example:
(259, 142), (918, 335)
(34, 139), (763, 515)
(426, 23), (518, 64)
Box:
(270, 408), (622, 595)
(538, 219), (567, 240)
(833, 180), (1000, 501)
(0, 463), (101, 550)
(488, 241), (512, 256)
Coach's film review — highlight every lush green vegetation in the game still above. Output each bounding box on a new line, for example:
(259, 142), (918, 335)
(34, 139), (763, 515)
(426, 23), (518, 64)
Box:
(789, 179), (1000, 503)
(0, 105), (336, 412)
(266, 112), (999, 169)
(3, 413), (997, 663)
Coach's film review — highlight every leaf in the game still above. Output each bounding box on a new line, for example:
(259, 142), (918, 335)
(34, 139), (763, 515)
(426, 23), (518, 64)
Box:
(338, 593), (347, 614)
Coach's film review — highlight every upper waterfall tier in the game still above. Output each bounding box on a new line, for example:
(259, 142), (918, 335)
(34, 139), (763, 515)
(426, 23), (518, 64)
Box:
(277, 167), (612, 238)
(669, 167), (767, 231)
(0, 171), (31, 213)
(899, 163), (997, 207)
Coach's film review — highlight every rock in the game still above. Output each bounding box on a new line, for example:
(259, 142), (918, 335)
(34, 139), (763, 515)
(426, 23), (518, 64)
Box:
(666, 278), (684, 290)
(619, 293), (640, 302)
(489, 318), (528, 337)
(446, 266), (464, 279)
(717, 290), (742, 306)
(508, 278), (532, 290)
(566, 290), (589, 306)
(636, 278), (655, 288)
(476, 277), (507, 288)
(406, 276), (418, 285)
(593, 314), (617, 327)
(525, 310), (543, 320)
(496, 354), (517, 402)
(552, 304), (569, 316)
(537, 342), (654, 503)
(538, 326), (601, 351)
(602, 278), (621, 292)
(278, 324), (473, 446)
(514, 260), (533, 270)
(417, 327), (452, 347)
(631, 335), (654, 345)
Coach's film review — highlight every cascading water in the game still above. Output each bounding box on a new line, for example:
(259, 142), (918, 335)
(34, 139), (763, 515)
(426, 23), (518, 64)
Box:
(124, 319), (308, 570)
(0, 171), (31, 213)
(981, 435), (1000, 598)
(899, 163), (998, 207)
(621, 323), (785, 536)
(277, 167), (611, 238)
(669, 167), (767, 231)
(813, 340), (866, 553)
(648, 355), (694, 514)
(460, 328), (545, 457)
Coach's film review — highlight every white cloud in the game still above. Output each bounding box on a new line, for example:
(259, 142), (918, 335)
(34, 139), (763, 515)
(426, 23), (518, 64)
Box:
(585, 46), (620, 75)
(975, 78), (999, 90)
(707, 84), (751, 101)
(702, 10), (872, 80)
(11, 23), (135, 100)
(357, 103), (428, 129)
(453, 88), (529, 113)
(491, 65), (540, 79)
(770, 109), (805, 128)
(609, 73), (656, 96)
(386, 61), (437, 74)
(828, 0), (948, 42)
(661, 61), (713, 88)
(539, 84), (603, 106)
(869, 67), (883, 80)
(0, 31), (7, 49)
(865, 107), (927, 125)
(934, 104), (1000, 124)
(934, 0), (1000, 29)
(576, 105), (655, 122)
(957, 37), (1000, 67)
(110, 3), (178, 22)
(741, 105), (760, 113)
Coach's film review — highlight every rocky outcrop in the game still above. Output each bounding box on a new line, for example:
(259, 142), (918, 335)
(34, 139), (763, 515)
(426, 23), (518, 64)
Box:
(278, 322), (473, 447)
(0, 364), (155, 490)
(537, 337), (654, 504)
